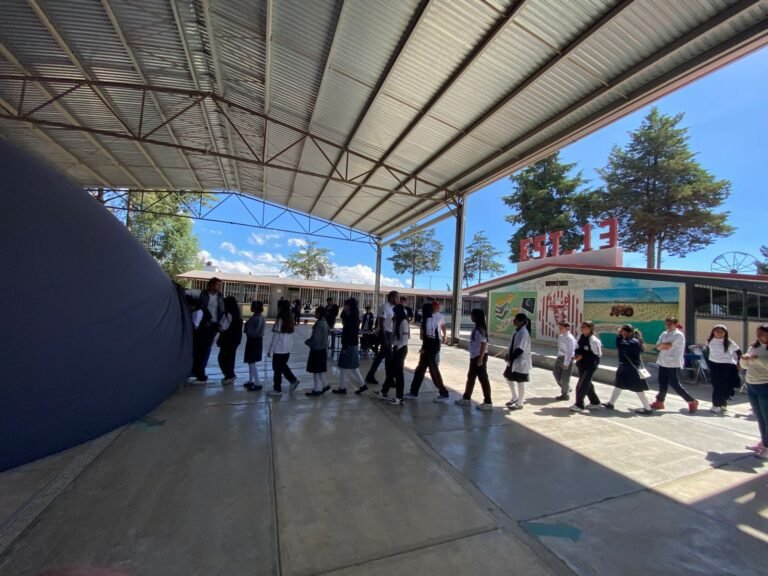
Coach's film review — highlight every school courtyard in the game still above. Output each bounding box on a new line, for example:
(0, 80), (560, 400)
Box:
(1, 328), (765, 576)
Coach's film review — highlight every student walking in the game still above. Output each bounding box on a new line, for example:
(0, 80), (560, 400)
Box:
(365, 291), (398, 385)
(193, 277), (225, 382)
(651, 317), (699, 413)
(570, 321), (603, 413)
(305, 307), (331, 396)
(335, 298), (368, 394)
(741, 325), (768, 459)
(406, 303), (451, 402)
(706, 325), (741, 413)
(602, 325), (652, 414)
(505, 313), (532, 410)
(217, 296), (243, 385)
(553, 321), (577, 400)
(267, 300), (300, 396)
(244, 300), (265, 391)
(456, 309), (493, 411)
(379, 304), (410, 405)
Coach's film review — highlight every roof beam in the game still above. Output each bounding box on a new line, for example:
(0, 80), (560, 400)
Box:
(100, 0), (203, 190)
(373, 0), (766, 237)
(0, 95), (114, 187)
(170, 0), (231, 190)
(0, 41), (144, 188)
(337, 0), (529, 226)
(285, 0), (347, 204)
(261, 0), (273, 203)
(202, 0), (241, 193)
(354, 0), (635, 230)
(307, 0), (433, 215)
(26, 0), (174, 189)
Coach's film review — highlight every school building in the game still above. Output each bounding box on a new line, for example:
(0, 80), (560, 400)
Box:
(178, 269), (487, 327)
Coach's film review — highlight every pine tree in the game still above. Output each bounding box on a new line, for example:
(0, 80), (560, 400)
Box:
(464, 231), (505, 287)
(759, 246), (768, 274)
(503, 152), (597, 262)
(598, 107), (734, 269)
(388, 227), (443, 289)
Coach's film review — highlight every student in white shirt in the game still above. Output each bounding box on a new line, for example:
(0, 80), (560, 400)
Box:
(456, 309), (493, 410)
(705, 324), (741, 413)
(652, 317), (698, 413)
(407, 303), (451, 402)
(740, 324), (768, 458)
(505, 313), (532, 410)
(267, 300), (299, 396)
(365, 291), (399, 385)
(553, 321), (577, 401)
(379, 305), (410, 405)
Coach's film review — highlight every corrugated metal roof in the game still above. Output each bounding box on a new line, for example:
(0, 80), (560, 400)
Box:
(1, 0), (766, 237)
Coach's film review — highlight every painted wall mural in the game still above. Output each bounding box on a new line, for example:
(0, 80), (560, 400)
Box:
(488, 273), (682, 349)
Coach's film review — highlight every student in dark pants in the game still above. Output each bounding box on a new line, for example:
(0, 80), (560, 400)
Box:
(267, 300), (299, 396)
(570, 321), (603, 414)
(379, 305), (410, 405)
(217, 296), (243, 385)
(406, 303), (450, 402)
(651, 317), (698, 413)
(706, 324), (742, 413)
(456, 309), (493, 411)
(193, 277), (225, 382)
(365, 291), (399, 385)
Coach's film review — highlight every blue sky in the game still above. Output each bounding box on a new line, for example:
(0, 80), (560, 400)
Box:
(195, 47), (768, 289)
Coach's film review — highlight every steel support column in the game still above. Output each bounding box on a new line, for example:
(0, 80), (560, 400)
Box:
(374, 240), (383, 308)
(450, 197), (466, 345)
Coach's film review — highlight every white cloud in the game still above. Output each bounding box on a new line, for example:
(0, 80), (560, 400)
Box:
(248, 232), (282, 246)
(197, 251), (282, 276)
(332, 264), (404, 288)
(241, 250), (286, 264)
(287, 238), (308, 248)
(208, 229), (222, 235)
(220, 241), (237, 254)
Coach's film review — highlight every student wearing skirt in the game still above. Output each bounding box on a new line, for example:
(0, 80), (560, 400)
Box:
(244, 300), (265, 391)
(305, 307), (330, 396)
(602, 324), (653, 414)
(505, 313), (532, 410)
(334, 298), (368, 394)
(705, 324), (741, 413)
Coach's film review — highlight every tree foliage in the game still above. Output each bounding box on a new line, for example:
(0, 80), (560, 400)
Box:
(503, 152), (598, 262)
(597, 107), (734, 269)
(99, 191), (203, 279)
(281, 240), (335, 280)
(388, 227), (443, 289)
(464, 231), (505, 287)
(759, 246), (768, 275)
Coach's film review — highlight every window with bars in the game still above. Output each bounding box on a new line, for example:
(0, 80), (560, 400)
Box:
(693, 284), (768, 320)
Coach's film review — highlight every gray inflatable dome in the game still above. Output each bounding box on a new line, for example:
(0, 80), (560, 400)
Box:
(0, 141), (193, 471)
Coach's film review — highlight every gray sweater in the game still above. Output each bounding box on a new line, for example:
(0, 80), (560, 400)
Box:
(306, 318), (329, 351)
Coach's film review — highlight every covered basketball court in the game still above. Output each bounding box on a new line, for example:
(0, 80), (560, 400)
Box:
(2, 1), (768, 575)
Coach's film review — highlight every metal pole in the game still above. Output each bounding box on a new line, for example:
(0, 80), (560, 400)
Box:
(374, 240), (382, 307)
(451, 197), (466, 345)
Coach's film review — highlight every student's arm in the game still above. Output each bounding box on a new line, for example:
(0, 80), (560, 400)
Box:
(477, 338), (487, 365)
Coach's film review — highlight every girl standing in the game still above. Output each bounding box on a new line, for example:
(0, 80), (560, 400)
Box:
(334, 298), (368, 394)
(456, 309), (493, 411)
(740, 324), (768, 459)
(505, 313), (531, 410)
(570, 321), (603, 413)
(706, 325), (741, 413)
(406, 303), (450, 402)
(217, 296), (243, 385)
(602, 324), (652, 414)
(267, 300), (299, 396)
(243, 300), (265, 391)
(305, 307), (330, 396)
(381, 304), (410, 405)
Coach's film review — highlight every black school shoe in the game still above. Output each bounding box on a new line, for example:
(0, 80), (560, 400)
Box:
(245, 383), (263, 392)
(332, 388), (347, 395)
(305, 390), (324, 397)
(354, 385), (369, 395)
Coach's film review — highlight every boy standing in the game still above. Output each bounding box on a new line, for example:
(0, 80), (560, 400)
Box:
(651, 317), (699, 413)
(554, 321), (577, 401)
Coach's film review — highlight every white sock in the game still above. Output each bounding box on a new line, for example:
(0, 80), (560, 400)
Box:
(636, 392), (651, 410)
(248, 363), (260, 385)
(609, 388), (621, 405)
(313, 373), (322, 392)
(353, 368), (366, 388)
(339, 369), (347, 390)
(508, 382), (518, 403)
(517, 381), (526, 405)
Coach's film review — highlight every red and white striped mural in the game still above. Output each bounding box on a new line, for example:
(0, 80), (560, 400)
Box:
(537, 289), (583, 340)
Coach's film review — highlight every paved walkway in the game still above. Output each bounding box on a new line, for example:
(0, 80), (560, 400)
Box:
(1, 325), (766, 576)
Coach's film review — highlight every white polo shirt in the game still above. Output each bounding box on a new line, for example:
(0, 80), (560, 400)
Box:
(378, 302), (394, 332)
(469, 328), (487, 359)
(657, 329), (685, 368)
(707, 337), (739, 365)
